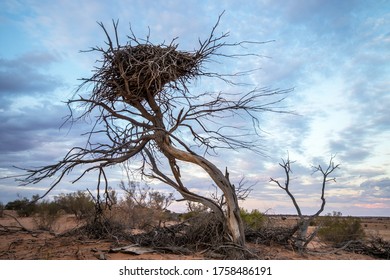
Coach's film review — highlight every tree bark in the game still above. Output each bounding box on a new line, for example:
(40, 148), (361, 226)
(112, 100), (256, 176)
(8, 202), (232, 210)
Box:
(158, 139), (245, 246)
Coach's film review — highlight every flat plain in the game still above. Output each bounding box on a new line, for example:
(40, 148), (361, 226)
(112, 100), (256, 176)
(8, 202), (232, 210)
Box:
(1, 211), (389, 260)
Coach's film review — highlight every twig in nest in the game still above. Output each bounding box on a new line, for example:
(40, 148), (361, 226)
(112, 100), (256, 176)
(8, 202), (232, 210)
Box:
(84, 42), (201, 105)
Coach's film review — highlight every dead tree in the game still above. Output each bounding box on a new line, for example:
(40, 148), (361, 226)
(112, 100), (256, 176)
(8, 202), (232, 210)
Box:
(14, 15), (290, 247)
(270, 155), (340, 251)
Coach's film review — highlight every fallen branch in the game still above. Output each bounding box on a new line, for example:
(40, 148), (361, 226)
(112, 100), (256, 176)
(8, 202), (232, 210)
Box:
(343, 238), (390, 259)
(1, 213), (32, 233)
(307, 240), (353, 255)
(245, 226), (296, 245)
(110, 244), (155, 255)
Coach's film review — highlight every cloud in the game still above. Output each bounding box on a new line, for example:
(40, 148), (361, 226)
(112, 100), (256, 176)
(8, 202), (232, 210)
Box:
(0, 52), (62, 98)
(0, 100), (93, 173)
(360, 177), (390, 199)
(284, 0), (356, 21)
(353, 202), (390, 209)
(329, 136), (372, 163)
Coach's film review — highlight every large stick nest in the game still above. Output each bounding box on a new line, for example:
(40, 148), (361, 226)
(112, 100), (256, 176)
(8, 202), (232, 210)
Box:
(96, 44), (201, 104)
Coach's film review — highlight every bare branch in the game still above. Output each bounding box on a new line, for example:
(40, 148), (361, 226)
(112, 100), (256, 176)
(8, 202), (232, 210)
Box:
(312, 155), (340, 217)
(269, 157), (302, 216)
(211, 175), (254, 208)
(270, 155), (340, 251)
(142, 148), (224, 218)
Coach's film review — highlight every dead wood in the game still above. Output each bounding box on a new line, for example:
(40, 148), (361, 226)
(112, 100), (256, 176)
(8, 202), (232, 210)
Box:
(129, 213), (226, 249)
(245, 226), (296, 245)
(110, 244), (155, 255)
(125, 213), (258, 259)
(307, 240), (353, 256)
(0, 213), (33, 233)
(342, 237), (390, 259)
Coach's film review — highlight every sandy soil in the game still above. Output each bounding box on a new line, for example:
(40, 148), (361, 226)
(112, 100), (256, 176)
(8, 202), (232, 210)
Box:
(1, 211), (388, 260)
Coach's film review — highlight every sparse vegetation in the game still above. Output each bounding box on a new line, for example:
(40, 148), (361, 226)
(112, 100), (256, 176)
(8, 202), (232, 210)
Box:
(33, 200), (61, 231)
(115, 180), (175, 230)
(1, 199), (389, 259)
(179, 201), (209, 221)
(317, 212), (365, 244)
(240, 208), (266, 231)
(54, 191), (95, 220)
(0, 202), (4, 217)
(5, 195), (38, 217)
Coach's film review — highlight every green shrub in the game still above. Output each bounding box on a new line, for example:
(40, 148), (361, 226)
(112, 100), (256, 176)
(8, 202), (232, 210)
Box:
(317, 215), (365, 244)
(5, 197), (37, 217)
(33, 201), (61, 230)
(54, 191), (94, 219)
(0, 202), (4, 217)
(179, 201), (209, 221)
(240, 208), (266, 231)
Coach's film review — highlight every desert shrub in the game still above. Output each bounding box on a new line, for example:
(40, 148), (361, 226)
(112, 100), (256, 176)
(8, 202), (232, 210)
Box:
(83, 215), (127, 239)
(317, 214), (365, 244)
(33, 200), (61, 230)
(179, 201), (209, 221)
(129, 205), (155, 229)
(5, 196), (38, 217)
(0, 202), (4, 217)
(54, 191), (94, 219)
(240, 208), (266, 231)
(113, 204), (172, 230)
(118, 181), (175, 229)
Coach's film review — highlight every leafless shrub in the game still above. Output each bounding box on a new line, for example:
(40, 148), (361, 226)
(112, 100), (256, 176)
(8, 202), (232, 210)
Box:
(82, 215), (127, 240)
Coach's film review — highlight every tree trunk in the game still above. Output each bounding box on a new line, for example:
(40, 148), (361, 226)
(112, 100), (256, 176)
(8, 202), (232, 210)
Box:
(150, 113), (245, 246)
(296, 218), (310, 252)
(160, 140), (245, 246)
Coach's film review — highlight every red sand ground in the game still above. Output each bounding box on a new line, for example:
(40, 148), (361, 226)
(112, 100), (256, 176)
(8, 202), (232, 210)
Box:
(1, 211), (389, 260)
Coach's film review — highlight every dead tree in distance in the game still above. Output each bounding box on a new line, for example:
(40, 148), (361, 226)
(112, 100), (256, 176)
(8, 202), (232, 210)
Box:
(15, 15), (290, 247)
(270, 155), (340, 252)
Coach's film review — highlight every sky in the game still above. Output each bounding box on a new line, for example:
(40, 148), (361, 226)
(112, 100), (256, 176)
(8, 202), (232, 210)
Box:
(0, 0), (389, 216)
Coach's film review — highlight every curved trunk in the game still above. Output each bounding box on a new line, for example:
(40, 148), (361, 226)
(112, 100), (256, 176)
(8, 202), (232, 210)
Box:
(159, 140), (245, 246)
(144, 147), (225, 221)
(149, 103), (245, 246)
